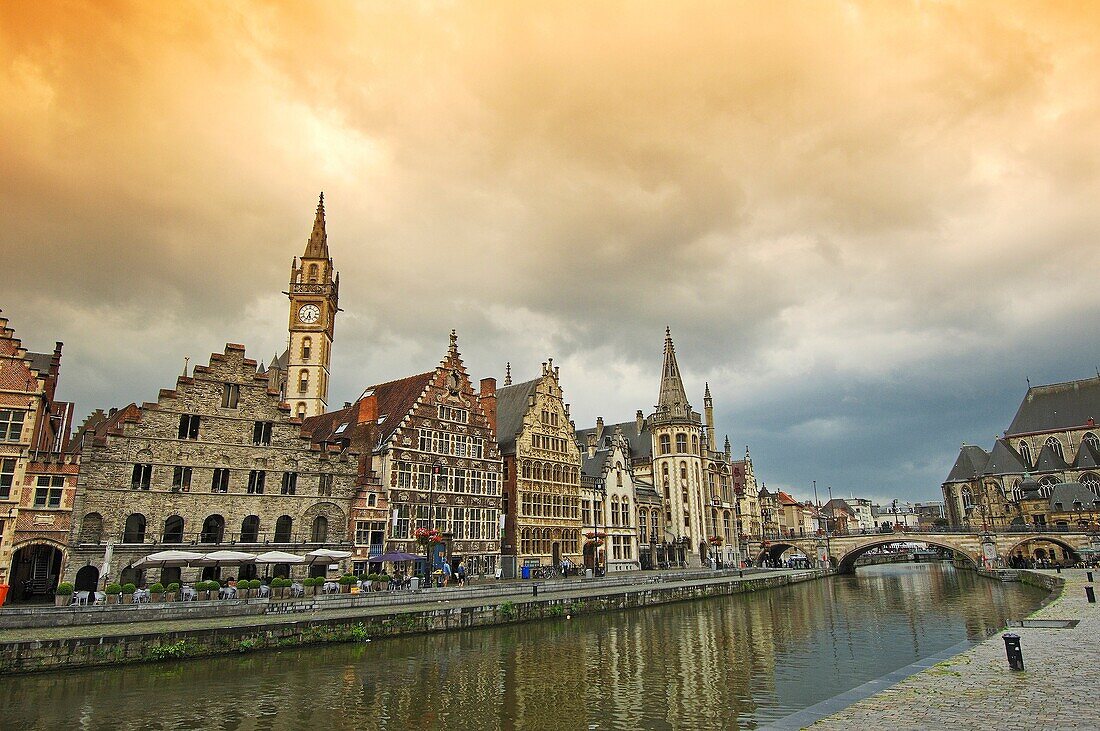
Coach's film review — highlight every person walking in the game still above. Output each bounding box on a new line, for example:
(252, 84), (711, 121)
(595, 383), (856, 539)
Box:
(441, 561), (453, 587)
(457, 560), (467, 587)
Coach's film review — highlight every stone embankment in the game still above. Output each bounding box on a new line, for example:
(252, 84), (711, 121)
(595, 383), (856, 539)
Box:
(775, 569), (1097, 730)
(0, 568), (823, 674)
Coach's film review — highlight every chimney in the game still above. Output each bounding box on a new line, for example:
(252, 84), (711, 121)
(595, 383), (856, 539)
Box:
(353, 395), (379, 483)
(586, 431), (597, 458)
(595, 416), (604, 441)
(479, 377), (498, 434)
(635, 410), (644, 435)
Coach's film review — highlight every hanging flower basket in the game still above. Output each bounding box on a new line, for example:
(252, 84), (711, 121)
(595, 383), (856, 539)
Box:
(584, 531), (606, 540)
(414, 527), (444, 547)
(584, 538), (604, 547)
(707, 536), (724, 546)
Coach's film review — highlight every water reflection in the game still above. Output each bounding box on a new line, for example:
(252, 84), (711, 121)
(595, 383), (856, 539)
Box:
(5, 564), (1045, 730)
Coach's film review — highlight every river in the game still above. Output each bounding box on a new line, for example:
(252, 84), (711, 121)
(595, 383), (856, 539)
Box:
(2, 563), (1046, 730)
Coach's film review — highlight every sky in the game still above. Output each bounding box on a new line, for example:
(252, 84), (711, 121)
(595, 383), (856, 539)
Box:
(3, 1), (1099, 506)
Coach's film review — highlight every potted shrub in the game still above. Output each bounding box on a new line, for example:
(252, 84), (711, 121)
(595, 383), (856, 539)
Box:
(165, 582), (180, 602)
(149, 582), (165, 603)
(269, 577), (285, 599)
(375, 573), (389, 591)
(235, 581), (250, 600)
(106, 582), (122, 605)
(248, 579), (261, 597)
(55, 582), (74, 607)
(338, 574), (356, 593)
(207, 580), (221, 600)
(301, 577), (316, 596)
(121, 583), (137, 604)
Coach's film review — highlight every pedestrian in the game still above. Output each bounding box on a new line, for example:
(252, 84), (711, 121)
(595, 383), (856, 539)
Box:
(442, 561), (453, 587)
(457, 560), (467, 587)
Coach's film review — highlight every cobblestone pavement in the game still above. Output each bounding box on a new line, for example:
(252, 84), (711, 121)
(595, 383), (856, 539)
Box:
(802, 570), (1099, 730)
(0, 568), (813, 643)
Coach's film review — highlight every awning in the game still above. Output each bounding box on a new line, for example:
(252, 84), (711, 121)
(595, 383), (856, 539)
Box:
(132, 550), (205, 568)
(255, 550), (306, 564)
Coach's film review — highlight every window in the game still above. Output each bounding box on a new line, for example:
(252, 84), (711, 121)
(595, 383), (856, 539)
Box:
(311, 515), (329, 543)
(211, 468), (230, 493)
(253, 421), (273, 446)
(438, 405), (469, 423)
(281, 471), (298, 495)
(1081, 473), (1100, 491)
(0, 410), (26, 442)
(177, 414), (200, 440)
(296, 403), (307, 419)
(676, 433), (687, 453)
(1046, 436), (1065, 462)
(692, 434), (699, 454)
(201, 514), (225, 543)
(33, 476), (64, 507)
(961, 486), (973, 509)
(298, 369), (310, 394)
(221, 383), (240, 409)
(1018, 441), (1032, 467)
(318, 473), (333, 496)
(355, 521), (371, 545)
(171, 466), (192, 492)
(123, 513), (147, 543)
(0, 458), (14, 500)
(301, 337), (312, 361)
(680, 462), (687, 480)
(247, 470), (266, 494)
(274, 515), (293, 543)
(240, 515), (260, 542)
(131, 463), (152, 490)
(660, 434), (671, 455)
(308, 263), (319, 282)
(1084, 433), (1100, 453)
(163, 515), (184, 543)
(393, 505), (410, 539)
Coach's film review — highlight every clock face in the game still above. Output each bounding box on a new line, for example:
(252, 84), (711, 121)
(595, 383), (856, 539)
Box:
(298, 304), (321, 324)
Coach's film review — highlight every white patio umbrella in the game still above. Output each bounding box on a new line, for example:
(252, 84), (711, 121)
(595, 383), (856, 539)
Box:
(195, 550), (257, 567)
(132, 550), (205, 568)
(306, 548), (353, 564)
(100, 540), (114, 585)
(254, 550), (306, 564)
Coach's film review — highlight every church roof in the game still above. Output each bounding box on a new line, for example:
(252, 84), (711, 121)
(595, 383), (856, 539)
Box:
(494, 377), (540, 455)
(1033, 441), (1069, 472)
(1048, 482), (1100, 512)
(983, 440), (1027, 476)
(944, 445), (989, 483)
(362, 371), (435, 449)
(1006, 376), (1100, 435)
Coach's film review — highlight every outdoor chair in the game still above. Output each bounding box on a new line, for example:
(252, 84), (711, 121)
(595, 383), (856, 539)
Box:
(257, 584), (270, 598)
(218, 586), (237, 600)
(93, 591), (106, 605)
(180, 586), (198, 602)
(322, 581), (339, 594)
(290, 582), (304, 598)
(72, 591), (90, 606)
(133, 589), (150, 604)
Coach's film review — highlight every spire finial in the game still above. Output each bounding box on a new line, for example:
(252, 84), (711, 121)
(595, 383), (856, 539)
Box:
(183, 356), (190, 377)
(504, 362), (512, 386)
(448, 329), (458, 357)
(304, 191), (329, 258)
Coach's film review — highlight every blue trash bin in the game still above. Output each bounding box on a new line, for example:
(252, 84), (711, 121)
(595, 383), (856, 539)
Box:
(521, 566), (531, 580)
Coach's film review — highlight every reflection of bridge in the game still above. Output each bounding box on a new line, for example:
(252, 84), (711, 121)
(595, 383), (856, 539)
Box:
(745, 530), (1096, 574)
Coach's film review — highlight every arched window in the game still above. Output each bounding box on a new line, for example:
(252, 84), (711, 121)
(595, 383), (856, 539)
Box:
(308, 263), (319, 282)
(620, 497), (630, 526)
(961, 486), (973, 510)
(1018, 441), (1032, 467)
(1011, 480), (1023, 503)
(676, 433), (687, 453)
(79, 512), (103, 543)
(1038, 475), (1059, 498)
(1080, 472), (1100, 493)
(123, 513), (146, 544)
(692, 434), (699, 454)
(311, 515), (329, 543)
(659, 435), (671, 455)
(162, 515), (185, 543)
(301, 337), (312, 361)
(616, 469), (623, 487)
(1083, 432), (1100, 452)
(274, 515), (293, 543)
(298, 369), (309, 394)
(240, 515), (260, 543)
(200, 514), (225, 543)
(522, 461), (531, 479)
(1045, 436), (1064, 462)
(610, 496), (620, 525)
(679, 462), (687, 480)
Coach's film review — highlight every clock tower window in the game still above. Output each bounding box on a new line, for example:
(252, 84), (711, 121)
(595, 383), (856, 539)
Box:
(298, 370), (309, 394)
(301, 337), (312, 361)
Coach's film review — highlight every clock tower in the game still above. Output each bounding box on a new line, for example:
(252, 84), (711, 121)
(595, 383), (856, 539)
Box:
(286, 192), (339, 419)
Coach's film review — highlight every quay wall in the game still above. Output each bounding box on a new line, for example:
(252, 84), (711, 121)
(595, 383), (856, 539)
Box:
(0, 570), (822, 674)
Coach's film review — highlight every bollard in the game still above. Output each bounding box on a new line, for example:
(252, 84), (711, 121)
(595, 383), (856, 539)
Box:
(1056, 566), (1061, 574)
(1088, 571), (1094, 583)
(1087, 586), (1096, 604)
(533, 584), (538, 597)
(739, 570), (744, 578)
(1002, 633), (1024, 671)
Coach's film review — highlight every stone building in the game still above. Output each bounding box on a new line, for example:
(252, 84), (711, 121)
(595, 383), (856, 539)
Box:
(351, 332), (503, 578)
(942, 375), (1100, 529)
(0, 312), (78, 602)
(731, 446), (761, 540)
(495, 360), (583, 573)
(758, 486), (781, 538)
(65, 343), (361, 589)
(575, 329), (744, 568)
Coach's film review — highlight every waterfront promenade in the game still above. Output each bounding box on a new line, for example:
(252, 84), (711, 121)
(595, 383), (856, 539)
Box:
(789, 569), (1098, 730)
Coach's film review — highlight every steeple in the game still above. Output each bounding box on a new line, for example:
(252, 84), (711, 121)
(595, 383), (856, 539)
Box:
(504, 362), (512, 386)
(657, 326), (690, 413)
(704, 381), (715, 451)
(304, 192), (329, 259)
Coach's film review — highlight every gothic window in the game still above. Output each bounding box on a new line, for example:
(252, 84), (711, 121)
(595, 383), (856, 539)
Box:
(177, 414), (200, 440)
(961, 486), (973, 509)
(1080, 472), (1100, 492)
(301, 337), (312, 361)
(123, 513), (146, 543)
(1038, 475), (1059, 498)
(221, 383), (240, 409)
(274, 515), (293, 543)
(200, 514), (225, 543)
(1012, 480), (1023, 503)
(1084, 432), (1100, 452)
(676, 433), (687, 453)
(298, 369), (310, 394)
(680, 462), (687, 481)
(621, 497), (630, 526)
(311, 515), (329, 543)
(1018, 441), (1032, 467)
(240, 515), (260, 542)
(616, 469), (623, 487)
(1046, 436), (1064, 462)
(308, 263), (319, 282)
(162, 515), (184, 543)
(692, 434), (699, 454)
(660, 434), (671, 455)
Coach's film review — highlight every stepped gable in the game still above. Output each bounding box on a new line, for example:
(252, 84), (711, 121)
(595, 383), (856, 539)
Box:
(494, 377), (540, 455)
(944, 445), (990, 482)
(1033, 441), (1070, 472)
(982, 440), (1027, 476)
(1007, 376), (1100, 435)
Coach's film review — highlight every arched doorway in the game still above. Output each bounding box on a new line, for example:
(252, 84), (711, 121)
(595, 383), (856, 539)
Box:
(8, 544), (64, 603)
(74, 565), (100, 593)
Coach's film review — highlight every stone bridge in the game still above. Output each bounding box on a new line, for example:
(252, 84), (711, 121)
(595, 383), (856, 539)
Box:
(745, 530), (1095, 574)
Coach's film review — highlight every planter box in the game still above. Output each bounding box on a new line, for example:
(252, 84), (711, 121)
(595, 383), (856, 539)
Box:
(341, 584), (352, 593)
(55, 595), (71, 607)
(237, 588), (250, 600)
(122, 594), (134, 604)
(150, 593), (164, 603)
(106, 594), (119, 605)
(165, 592), (177, 602)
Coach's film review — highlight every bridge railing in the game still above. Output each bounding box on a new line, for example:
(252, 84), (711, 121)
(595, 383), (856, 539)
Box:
(750, 525), (1094, 542)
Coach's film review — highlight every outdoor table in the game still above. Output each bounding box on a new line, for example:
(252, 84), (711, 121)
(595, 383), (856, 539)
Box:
(72, 591), (90, 606)
(322, 581), (339, 594)
(180, 586), (198, 601)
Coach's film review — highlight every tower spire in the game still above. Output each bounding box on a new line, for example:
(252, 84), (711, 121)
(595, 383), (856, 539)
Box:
(657, 326), (689, 412)
(304, 191), (328, 258)
(504, 362), (512, 386)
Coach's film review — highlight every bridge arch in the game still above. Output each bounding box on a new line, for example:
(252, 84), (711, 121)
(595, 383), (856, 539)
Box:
(833, 537), (979, 575)
(1004, 536), (1080, 563)
(756, 542), (812, 567)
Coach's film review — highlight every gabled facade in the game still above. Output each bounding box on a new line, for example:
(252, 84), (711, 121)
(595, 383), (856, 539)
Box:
(942, 375), (1100, 528)
(0, 311), (78, 602)
(496, 360), (582, 571)
(579, 428), (642, 572)
(367, 332), (503, 577)
(65, 344), (360, 590)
